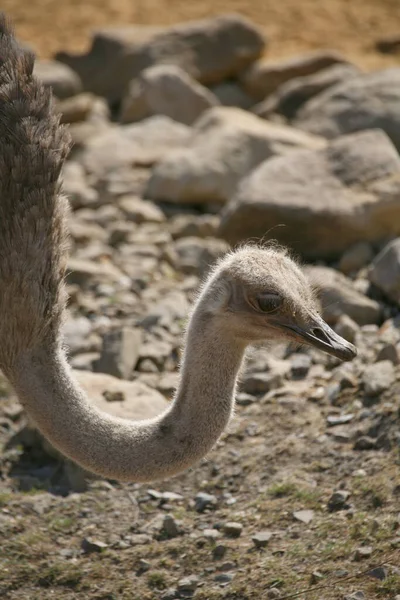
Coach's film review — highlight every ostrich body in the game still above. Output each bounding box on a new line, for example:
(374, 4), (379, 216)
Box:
(0, 17), (356, 482)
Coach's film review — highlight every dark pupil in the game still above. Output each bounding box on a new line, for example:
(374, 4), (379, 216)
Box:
(257, 294), (282, 312)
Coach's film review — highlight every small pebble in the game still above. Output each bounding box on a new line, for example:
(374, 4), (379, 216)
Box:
(327, 490), (351, 512)
(194, 492), (217, 513)
(252, 531), (273, 548)
(354, 546), (373, 560)
(213, 544), (227, 560)
(222, 522), (243, 538)
(214, 573), (234, 583)
(81, 538), (108, 553)
(293, 509), (314, 524)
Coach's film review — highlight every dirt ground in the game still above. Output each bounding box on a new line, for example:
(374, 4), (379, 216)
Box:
(3, 0), (400, 69)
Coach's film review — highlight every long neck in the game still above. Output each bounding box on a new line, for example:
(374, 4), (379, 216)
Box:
(9, 311), (245, 482)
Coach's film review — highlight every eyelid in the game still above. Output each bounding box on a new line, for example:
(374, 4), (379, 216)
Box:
(257, 293), (283, 313)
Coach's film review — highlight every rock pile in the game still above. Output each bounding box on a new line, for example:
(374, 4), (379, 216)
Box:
(1, 14), (400, 597)
(0, 13), (394, 498)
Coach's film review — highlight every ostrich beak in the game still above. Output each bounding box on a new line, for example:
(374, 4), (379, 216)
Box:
(280, 314), (357, 361)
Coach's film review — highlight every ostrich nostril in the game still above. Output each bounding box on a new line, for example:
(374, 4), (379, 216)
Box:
(311, 327), (328, 342)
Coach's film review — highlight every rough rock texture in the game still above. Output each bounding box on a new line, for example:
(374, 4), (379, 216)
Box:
(210, 81), (254, 110)
(74, 371), (169, 420)
(120, 64), (218, 125)
(79, 116), (190, 176)
(294, 68), (400, 150)
(219, 129), (400, 258)
(56, 14), (265, 102)
(254, 63), (360, 120)
(240, 50), (348, 101)
(146, 106), (324, 204)
(369, 238), (400, 304)
(33, 59), (82, 99)
(305, 266), (381, 325)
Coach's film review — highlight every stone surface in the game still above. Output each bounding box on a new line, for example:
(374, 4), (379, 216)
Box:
(362, 360), (395, 396)
(354, 546), (373, 560)
(305, 265), (381, 325)
(34, 59), (82, 99)
(327, 490), (351, 512)
(222, 522), (243, 537)
(369, 238), (400, 304)
(62, 161), (99, 210)
(295, 68), (400, 150)
(81, 538), (108, 553)
(166, 237), (229, 276)
(211, 81), (253, 109)
(194, 492), (217, 512)
(146, 106), (324, 204)
(118, 196), (166, 224)
(334, 315), (360, 344)
(80, 116), (190, 176)
(56, 92), (96, 124)
(219, 129), (400, 258)
(121, 64), (218, 125)
(252, 531), (273, 548)
(338, 242), (374, 275)
(57, 14), (265, 102)
(93, 328), (143, 379)
(240, 50), (348, 100)
(67, 258), (124, 286)
(293, 509), (314, 524)
(74, 370), (169, 420)
(161, 514), (181, 538)
(254, 63), (359, 120)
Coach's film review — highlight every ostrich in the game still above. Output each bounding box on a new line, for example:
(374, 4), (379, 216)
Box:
(0, 16), (356, 483)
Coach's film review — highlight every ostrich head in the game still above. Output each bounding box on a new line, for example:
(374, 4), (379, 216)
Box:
(198, 245), (357, 361)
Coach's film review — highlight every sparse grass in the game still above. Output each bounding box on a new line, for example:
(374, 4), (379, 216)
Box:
(147, 571), (168, 590)
(37, 563), (83, 588)
(0, 491), (13, 506)
(267, 482), (298, 498)
(48, 516), (75, 533)
(376, 574), (400, 595)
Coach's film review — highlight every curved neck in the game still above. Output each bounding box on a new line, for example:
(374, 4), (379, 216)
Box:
(10, 312), (245, 482)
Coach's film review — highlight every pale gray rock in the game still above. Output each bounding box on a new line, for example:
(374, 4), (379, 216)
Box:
(121, 64), (218, 125)
(219, 130), (400, 258)
(57, 14), (265, 102)
(295, 68), (400, 150)
(80, 116), (190, 176)
(34, 59), (82, 98)
(369, 238), (400, 304)
(74, 371), (169, 420)
(305, 265), (382, 325)
(240, 50), (348, 100)
(146, 106), (324, 204)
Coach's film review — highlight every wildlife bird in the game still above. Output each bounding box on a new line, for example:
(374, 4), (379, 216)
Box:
(0, 16), (356, 482)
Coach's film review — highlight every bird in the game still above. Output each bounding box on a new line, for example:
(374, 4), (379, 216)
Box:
(0, 15), (357, 483)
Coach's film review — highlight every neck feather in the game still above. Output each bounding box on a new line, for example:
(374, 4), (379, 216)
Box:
(9, 309), (245, 482)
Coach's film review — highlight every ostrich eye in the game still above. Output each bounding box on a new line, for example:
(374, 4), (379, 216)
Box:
(257, 293), (283, 313)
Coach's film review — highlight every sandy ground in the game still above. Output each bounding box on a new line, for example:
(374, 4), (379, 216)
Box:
(3, 0), (400, 69)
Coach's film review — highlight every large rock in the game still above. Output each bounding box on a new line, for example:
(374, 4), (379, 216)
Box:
(304, 266), (381, 325)
(294, 68), (400, 150)
(121, 64), (218, 125)
(146, 107), (324, 204)
(240, 50), (348, 101)
(56, 14), (265, 103)
(79, 116), (190, 176)
(34, 60), (82, 99)
(219, 129), (400, 259)
(254, 63), (360, 120)
(368, 239), (400, 304)
(74, 371), (169, 420)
